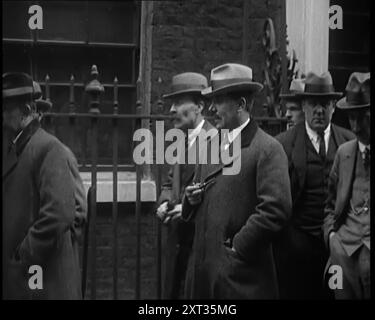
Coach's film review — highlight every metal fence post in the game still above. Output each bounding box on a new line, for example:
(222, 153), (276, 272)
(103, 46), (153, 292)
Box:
(85, 65), (104, 300)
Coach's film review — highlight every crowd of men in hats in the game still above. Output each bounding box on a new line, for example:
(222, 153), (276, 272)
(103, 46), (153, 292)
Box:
(2, 64), (370, 299)
(156, 65), (370, 300)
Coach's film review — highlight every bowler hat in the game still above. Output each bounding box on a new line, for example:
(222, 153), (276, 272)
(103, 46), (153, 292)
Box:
(33, 81), (52, 112)
(280, 78), (305, 100)
(3, 72), (34, 100)
(295, 71), (342, 98)
(163, 72), (208, 99)
(202, 63), (263, 97)
(336, 72), (370, 109)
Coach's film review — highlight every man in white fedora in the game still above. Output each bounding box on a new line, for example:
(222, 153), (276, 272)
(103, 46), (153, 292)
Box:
(156, 72), (217, 299)
(324, 72), (370, 299)
(181, 63), (292, 299)
(274, 71), (355, 299)
(280, 78), (305, 129)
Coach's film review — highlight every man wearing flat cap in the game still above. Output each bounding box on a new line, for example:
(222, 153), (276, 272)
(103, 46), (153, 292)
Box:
(280, 78), (305, 129)
(323, 72), (370, 299)
(182, 63), (292, 299)
(2, 72), (86, 299)
(274, 71), (355, 299)
(156, 72), (217, 299)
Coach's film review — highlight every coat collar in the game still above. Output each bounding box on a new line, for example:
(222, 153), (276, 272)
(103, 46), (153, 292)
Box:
(203, 119), (259, 182)
(2, 119), (40, 179)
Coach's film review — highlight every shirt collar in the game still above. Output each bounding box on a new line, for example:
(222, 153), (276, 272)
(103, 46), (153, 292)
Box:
(188, 119), (205, 145)
(358, 140), (370, 153)
(228, 117), (250, 144)
(305, 121), (331, 143)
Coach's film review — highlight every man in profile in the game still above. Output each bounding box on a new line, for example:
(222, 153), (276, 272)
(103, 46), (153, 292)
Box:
(3, 72), (86, 299)
(155, 72), (216, 299)
(182, 63), (292, 299)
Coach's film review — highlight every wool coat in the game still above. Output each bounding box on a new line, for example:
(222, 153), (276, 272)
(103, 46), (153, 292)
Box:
(3, 119), (87, 300)
(181, 120), (292, 299)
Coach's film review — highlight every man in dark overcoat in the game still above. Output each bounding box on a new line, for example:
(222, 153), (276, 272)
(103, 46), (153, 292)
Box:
(274, 72), (355, 299)
(2, 72), (87, 299)
(323, 72), (370, 299)
(182, 63), (292, 299)
(156, 72), (217, 299)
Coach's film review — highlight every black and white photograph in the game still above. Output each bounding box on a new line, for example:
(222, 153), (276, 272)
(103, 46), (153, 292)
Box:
(2, 0), (371, 309)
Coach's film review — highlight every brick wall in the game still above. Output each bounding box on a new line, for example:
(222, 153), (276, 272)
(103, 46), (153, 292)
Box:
(151, 0), (284, 116)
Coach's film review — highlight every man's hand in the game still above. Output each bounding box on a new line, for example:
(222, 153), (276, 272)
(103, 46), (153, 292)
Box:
(185, 184), (204, 206)
(156, 202), (169, 221)
(156, 202), (182, 224)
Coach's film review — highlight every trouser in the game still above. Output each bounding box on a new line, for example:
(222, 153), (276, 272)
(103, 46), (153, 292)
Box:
(329, 234), (370, 299)
(273, 225), (333, 299)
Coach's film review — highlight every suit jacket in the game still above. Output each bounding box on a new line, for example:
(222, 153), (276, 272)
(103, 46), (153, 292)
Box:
(158, 119), (216, 298)
(276, 122), (355, 208)
(181, 120), (292, 299)
(3, 119), (87, 300)
(323, 139), (361, 249)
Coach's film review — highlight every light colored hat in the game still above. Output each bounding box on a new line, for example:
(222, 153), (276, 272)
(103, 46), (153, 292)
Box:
(295, 71), (342, 98)
(163, 72), (208, 99)
(279, 78), (305, 100)
(202, 63), (263, 97)
(336, 72), (370, 109)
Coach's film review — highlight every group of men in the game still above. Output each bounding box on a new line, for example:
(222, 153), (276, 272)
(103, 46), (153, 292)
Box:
(2, 63), (370, 300)
(156, 63), (371, 300)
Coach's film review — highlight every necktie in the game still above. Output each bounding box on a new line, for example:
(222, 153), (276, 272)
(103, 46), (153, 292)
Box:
(318, 132), (326, 159)
(363, 147), (370, 169)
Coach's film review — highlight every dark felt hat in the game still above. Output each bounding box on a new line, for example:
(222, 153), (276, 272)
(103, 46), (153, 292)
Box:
(336, 72), (370, 110)
(295, 71), (342, 98)
(3, 72), (34, 100)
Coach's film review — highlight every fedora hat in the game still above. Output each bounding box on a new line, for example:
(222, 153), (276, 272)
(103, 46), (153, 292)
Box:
(336, 72), (370, 109)
(3, 72), (34, 100)
(202, 63), (263, 97)
(33, 81), (52, 112)
(280, 78), (305, 100)
(163, 72), (208, 99)
(295, 71), (342, 98)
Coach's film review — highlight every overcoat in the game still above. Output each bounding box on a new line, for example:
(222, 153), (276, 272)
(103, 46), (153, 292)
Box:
(3, 119), (87, 299)
(182, 120), (292, 299)
(158, 120), (216, 298)
(323, 139), (361, 247)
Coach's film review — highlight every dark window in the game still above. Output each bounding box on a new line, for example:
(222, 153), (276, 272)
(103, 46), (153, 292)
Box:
(3, 1), (140, 165)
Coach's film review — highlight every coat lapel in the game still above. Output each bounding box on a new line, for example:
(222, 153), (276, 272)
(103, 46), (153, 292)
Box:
(203, 119), (258, 182)
(291, 123), (307, 200)
(2, 146), (18, 179)
(2, 119), (41, 180)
